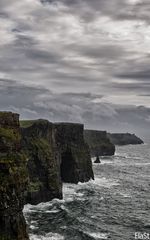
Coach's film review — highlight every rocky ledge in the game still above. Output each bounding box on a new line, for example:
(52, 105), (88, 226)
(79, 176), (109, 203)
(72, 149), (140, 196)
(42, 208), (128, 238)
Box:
(108, 133), (144, 145)
(84, 130), (115, 157)
(0, 112), (29, 240)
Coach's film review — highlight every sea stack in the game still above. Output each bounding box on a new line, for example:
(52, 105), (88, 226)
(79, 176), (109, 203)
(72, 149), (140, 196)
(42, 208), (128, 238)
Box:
(94, 156), (101, 163)
(0, 112), (29, 240)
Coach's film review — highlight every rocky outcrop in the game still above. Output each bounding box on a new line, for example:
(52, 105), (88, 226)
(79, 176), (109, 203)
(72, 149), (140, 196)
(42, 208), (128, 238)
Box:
(21, 120), (62, 205)
(108, 133), (144, 145)
(84, 130), (115, 157)
(94, 156), (101, 163)
(0, 112), (29, 240)
(54, 123), (94, 184)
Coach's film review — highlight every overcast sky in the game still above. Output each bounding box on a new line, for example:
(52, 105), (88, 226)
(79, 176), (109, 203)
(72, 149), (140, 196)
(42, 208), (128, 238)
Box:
(1, 0), (150, 138)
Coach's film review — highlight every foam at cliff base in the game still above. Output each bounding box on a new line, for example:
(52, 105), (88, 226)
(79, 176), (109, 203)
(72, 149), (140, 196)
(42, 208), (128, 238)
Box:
(23, 201), (61, 216)
(23, 202), (53, 213)
(63, 183), (77, 201)
(30, 232), (64, 240)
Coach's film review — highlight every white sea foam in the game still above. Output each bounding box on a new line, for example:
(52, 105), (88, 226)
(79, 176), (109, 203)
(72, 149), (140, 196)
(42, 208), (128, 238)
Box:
(34, 201), (53, 209)
(91, 177), (120, 188)
(63, 183), (77, 201)
(29, 224), (38, 230)
(24, 177), (119, 218)
(95, 160), (114, 165)
(23, 204), (36, 213)
(76, 192), (84, 197)
(134, 162), (150, 166)
(120, 193), (131, 198)
(23, 201), (54, 213)
(85, 232), (108, 239)
(45, 209), (60, 213)
(30, 232), (64, 240)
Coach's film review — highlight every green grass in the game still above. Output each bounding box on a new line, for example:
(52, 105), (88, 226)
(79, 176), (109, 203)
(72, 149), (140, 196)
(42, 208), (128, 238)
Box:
(20, 120), (35, 128)
(20, 119), (49, 128)
(0, 128), (20, 142)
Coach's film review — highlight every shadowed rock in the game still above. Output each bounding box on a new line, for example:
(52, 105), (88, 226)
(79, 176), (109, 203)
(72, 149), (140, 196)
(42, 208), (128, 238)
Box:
(0, 112), (29, 240)
(21, 120), (62, 205)
(84, 130), (115, 157)
(54, 123), (94, 184)
(21, 120), (94, 205)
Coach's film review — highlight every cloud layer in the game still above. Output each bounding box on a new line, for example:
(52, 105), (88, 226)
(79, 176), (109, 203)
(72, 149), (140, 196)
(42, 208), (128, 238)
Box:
(0, 0), (150, 137)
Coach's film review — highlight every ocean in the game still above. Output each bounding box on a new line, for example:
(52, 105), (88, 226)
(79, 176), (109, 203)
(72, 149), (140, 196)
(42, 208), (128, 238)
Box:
(23, 144), (150, 240)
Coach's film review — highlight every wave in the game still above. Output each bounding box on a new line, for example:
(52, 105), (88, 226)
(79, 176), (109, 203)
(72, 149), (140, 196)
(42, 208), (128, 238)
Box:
(30, 232), (64, 240)
(89, 177), (120, 188)
(118, 192), (131, 198)
(96, 160), (114, 165)
(24, 177), (120, 217)
(85, 232), (109, 239)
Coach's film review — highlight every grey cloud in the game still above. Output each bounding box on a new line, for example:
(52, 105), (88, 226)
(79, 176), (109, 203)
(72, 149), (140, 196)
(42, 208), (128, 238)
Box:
(116, 70), (150, 80)
(61, 92), (103, 99)
(109, 81), (150, 96)
(25, 48), (62, 64)
(42, 0), (150, 23)
(1, 78), (150, 138)
(0, 0), (150, 138)
(67, 44), (127, 60)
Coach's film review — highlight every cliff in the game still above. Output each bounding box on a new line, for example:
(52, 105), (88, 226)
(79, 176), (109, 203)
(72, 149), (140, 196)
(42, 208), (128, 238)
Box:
(54, 123), (94, 183)
(84, 130), (115, 157)
(21, 120), (62, 205)
(108, 133), (144, 145)
(0, 112), (29, 240)
(21, 120), (94, 205)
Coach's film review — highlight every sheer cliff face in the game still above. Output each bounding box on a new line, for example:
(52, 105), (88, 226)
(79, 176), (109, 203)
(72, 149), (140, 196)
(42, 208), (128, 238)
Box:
(84, 130), (115, 157)
(108, 133), (144, 146)
(0, 112), (29, 240)
(54, 123), (94, 183)
(21, 120), (62, 205)
(21, 121), (94, 205)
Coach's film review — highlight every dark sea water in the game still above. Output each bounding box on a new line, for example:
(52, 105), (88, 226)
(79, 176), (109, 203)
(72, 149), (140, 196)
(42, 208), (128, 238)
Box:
(23, 144), (150, 240)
